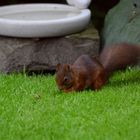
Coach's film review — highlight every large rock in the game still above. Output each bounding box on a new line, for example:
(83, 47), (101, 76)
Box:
(0, 34), (99, 74)
(102, 0), (140, 46)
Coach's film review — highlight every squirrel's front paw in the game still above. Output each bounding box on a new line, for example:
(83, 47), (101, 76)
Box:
(63, 88), (75, 93)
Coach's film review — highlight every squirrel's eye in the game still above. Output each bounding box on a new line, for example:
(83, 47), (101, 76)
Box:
(64, 77), (68, 82)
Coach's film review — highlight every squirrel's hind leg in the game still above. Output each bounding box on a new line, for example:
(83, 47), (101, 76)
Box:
(91, 70), (107, 90)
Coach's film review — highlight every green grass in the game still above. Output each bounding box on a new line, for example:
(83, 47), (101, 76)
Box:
(0, 68), (140, 140)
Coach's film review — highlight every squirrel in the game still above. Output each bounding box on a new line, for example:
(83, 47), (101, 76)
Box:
(55, 43), (140, 93)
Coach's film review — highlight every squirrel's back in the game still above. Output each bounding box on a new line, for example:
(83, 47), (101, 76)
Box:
(99, 43), (140, 76)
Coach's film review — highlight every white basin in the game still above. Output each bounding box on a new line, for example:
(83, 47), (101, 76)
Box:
(0, 4), (91, 38)
(66, 0), (91, 9)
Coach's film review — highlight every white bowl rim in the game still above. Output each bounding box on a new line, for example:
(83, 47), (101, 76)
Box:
(0, 4), (91, 24)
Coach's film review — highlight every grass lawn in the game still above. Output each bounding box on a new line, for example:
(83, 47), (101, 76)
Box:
(0, 67), (140, 140)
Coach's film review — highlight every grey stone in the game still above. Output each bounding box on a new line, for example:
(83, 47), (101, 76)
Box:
(0, 36), (99, 74)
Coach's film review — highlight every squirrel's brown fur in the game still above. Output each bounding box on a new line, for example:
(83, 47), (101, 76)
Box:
(55, 43), (140, 92)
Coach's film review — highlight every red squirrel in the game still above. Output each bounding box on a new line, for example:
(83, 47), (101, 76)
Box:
(55, 43), (140, 92)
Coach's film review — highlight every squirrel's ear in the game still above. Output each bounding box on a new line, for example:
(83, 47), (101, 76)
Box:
(56, 63), (61, 71)
(67, 65), (70, 71)
(66, 64), (72, 71)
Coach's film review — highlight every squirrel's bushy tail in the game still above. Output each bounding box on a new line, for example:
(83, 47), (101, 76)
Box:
(99, 43), (140, 78)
